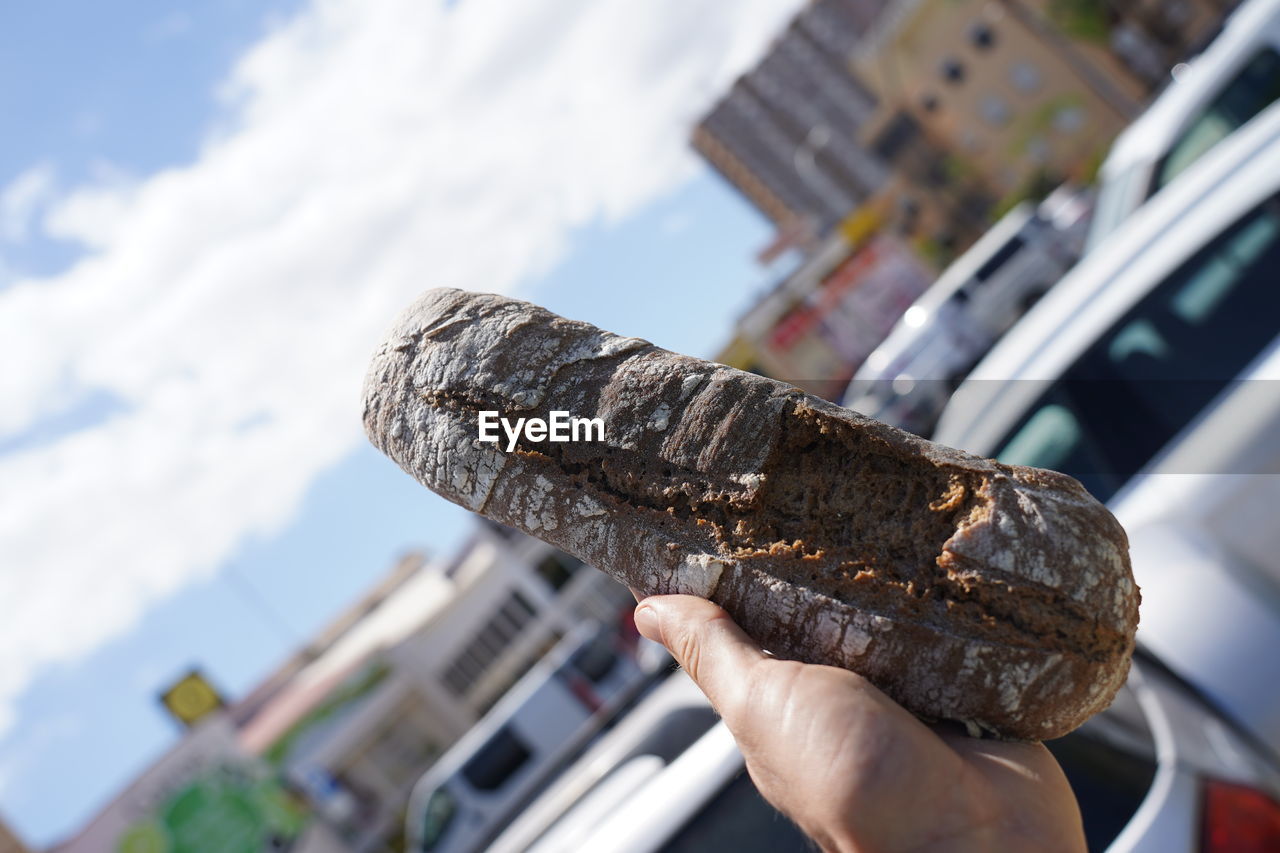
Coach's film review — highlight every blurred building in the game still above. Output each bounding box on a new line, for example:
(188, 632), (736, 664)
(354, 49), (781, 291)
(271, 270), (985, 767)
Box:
(716, 231), (934, 399)
(691, 0), (892, 241)
(234, 521), (634, 851)
(1056, 0), (1236, 87)
(694, 0), (1237, 262)
(851, 0), (1153, 203)
(50, 524), (634, 853)
(49, 714), (338, 853)
(690, 0), (1020, 260)
(0, 817), (30, 853)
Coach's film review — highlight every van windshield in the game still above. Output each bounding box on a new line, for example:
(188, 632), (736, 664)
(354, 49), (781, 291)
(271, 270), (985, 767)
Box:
(994, 195), (1280, 501)
(463, 725), (533, 791)
(1155, 48), (1280, 190)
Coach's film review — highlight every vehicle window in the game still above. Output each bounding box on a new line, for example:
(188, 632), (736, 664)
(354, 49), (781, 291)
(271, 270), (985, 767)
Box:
(421, 787), (457, 851)
(998, 404), (1084, 472)
(626, 707), (721, 763)
(463, 725), (532, 791)
(973, 234), (1026, 283)
(1156, 48), (1280, 190)
(662, 771), (813, 852)
(568, 634), (619, 684)
(993, 195), (1280, 501)
(522, 708), (721, 851)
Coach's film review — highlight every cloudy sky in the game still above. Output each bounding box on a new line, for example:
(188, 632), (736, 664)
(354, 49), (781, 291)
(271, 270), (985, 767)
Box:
(0, 0), (802, 842)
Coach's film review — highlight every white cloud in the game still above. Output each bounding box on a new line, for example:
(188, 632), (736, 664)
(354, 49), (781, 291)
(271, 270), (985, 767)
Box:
(0, 0), (802, 738)
(0, 163), (56, 243)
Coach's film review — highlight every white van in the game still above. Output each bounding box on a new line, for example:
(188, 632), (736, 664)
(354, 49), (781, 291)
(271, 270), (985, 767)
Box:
(404, 624), (663, 853)
(488, 673), (718, 853)
(841, 189), (1085, 436)
(1085, 0), (1280, 251)
(927, 101), (1280, 850)
(934, 94), (1280, 752)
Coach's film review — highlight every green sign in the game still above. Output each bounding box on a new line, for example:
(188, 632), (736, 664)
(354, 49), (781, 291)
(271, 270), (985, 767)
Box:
(118, 767), (307, 853)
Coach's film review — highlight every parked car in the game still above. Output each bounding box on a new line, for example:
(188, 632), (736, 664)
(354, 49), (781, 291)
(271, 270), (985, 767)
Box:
(488, 672), (719, 853)
(1085, 0), (1280, 252)
(842, 188), (1087, 436)
(930, 90), (1280, 848)
(536, 656), (1279, 853)
(404, 623), (666, 853)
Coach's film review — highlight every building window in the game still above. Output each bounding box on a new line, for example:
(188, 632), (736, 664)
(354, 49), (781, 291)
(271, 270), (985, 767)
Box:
(969, 22), (996, 50)
(1026, 135), (1051, 164)
(1053, 105), (1085, 134)
(1010, 61), (1043, 95)
(870, 111), (921, 162)
(535, 551), (583, 592)
(939, 58), (966, 84)
(980, 93), (1012, 126)
(441, 590), (539, 697)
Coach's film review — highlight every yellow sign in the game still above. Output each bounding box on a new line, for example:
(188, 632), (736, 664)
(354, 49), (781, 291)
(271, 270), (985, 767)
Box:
(159, 670), (224, 728)
(838, 205), (883, 247)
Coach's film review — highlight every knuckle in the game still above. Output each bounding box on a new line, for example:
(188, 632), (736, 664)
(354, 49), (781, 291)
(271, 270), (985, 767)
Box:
(673, 610), (725, 686)
(671, 621), (704, 679)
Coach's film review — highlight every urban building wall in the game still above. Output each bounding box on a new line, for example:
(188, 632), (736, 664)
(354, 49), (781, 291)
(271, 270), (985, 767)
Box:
(724, 231), (934, 399)
(693, 0), (1237, 262)
(237, 523), (634, 851)
(50, 523), (634, 853)
(851, 0), (1144, 203)
(692, 0), (891, 237)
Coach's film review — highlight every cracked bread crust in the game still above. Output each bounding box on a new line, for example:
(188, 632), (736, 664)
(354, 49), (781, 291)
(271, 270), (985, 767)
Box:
(362, 288), (1139, 740)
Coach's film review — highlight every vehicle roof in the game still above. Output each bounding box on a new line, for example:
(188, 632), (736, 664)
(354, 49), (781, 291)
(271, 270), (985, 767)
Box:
(934, 101), (1280, 454)
(569, 722), (743, 853)
(910, 202), (1035, 314)
(1100, 0), (1280, 178)
(406, 623), (600, 799)
(850, 202), (1035, 381)
(489, 674), (712, 853)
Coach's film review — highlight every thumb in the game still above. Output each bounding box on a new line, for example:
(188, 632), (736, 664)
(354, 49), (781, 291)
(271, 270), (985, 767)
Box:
(633, 595), (768, 718)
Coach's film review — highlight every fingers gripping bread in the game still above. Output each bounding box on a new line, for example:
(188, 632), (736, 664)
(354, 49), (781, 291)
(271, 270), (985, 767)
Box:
(362, 288), (1139, 740)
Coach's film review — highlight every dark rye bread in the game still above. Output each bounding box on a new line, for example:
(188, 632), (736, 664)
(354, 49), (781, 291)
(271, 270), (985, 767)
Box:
(362, 288), (1139, 740)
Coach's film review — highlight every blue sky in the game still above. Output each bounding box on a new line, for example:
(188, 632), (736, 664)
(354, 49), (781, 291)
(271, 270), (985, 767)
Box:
(0, 2), (304, 279)
(0, 0), (797, 844)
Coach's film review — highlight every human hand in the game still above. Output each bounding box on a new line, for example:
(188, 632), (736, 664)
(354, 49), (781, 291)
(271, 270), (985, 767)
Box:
(632, 594), (1086, 853)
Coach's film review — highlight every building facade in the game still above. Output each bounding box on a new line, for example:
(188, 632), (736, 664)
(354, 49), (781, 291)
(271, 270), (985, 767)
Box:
(692, 0), (891, 239)
(851, 0), (1149, 203)
(234, 522), (635, 851)
(694, 0), (1236, 260)
(718, 231), (934, 399)
(51, 524), (635, 853)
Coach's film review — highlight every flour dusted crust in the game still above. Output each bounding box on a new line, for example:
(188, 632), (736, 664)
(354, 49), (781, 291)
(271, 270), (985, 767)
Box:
(362, 288), (1139, 740)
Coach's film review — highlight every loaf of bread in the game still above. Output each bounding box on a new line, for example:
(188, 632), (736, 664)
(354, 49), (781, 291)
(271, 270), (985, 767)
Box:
(362, 288), (1138, 740)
